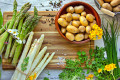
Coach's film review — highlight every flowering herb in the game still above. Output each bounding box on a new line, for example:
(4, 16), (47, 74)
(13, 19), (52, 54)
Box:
(21, 57), (29, 71)
(28, 73), (37, 80)
(89, 24), (103, 40)
(86, 74), (94, 80)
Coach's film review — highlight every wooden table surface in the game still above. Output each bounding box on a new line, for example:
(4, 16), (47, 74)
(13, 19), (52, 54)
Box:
(0, 0), (120, 80)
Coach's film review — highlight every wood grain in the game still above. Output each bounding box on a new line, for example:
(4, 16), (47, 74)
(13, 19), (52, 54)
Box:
(2, 11), (94, 70)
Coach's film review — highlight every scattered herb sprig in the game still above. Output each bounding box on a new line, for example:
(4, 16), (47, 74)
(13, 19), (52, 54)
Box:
(21, 57), (29, 71)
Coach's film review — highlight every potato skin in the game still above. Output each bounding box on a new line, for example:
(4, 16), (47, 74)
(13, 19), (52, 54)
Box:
(113, 5), (120, 12)
(58, 18), (68, 27)
(86, 14), (95, 22)
(79, 16), (88, 26)
(75, 33), (84, 41)
(72, 13), (80, 20)
(110, 0), (120, 7)
(66, 6), (74, 13)
(81, 11), (87, 17)
(97, 0), (104, 6)
(66, 25), (79, 33)
(74, 5), (84, 13)
(86, 26), (91, 33)
(61, 28), (66, 34)
(66, 13), (72, 22)
(90, 20), (97, 29)
(66, 32), (75, 41)
(102, 3), (112, 11)
(72, 21), (80, 28)
(84, 33), (89, 39)
(60, 14), (66, 19)
(104, 0), (112, 2)
(79, 26), (86, 32)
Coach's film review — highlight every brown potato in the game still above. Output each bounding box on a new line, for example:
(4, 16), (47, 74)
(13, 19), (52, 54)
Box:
(66, 13), (72, 22)
(66, 6), (74, 13)
(58, 18), (68, 27)
(102, 3), (112, 11)
(61, 28), (66, 34)
(75, 33), (84, 41)
(66, 25), (79, 33)
(110, 0), (120, 7)
(113, 5), (120, 12)
(104, 0), (112, 2)
(79, 26), (86, 32)
(90, 20), (97, 29)
(97, 0), (104, 6)
(86, 26), (91, 33)
(81, 11), (87, 17)
(86, 14), (95, 22)
(74, 5), (84, 13)
(66, 32), (74, 41)
(60, 14), (66, 19)
(72, 21), (80, 28)
(80, 16), (88, 26)
(84, 33), (89, 39)
(72, 13), (80, 20)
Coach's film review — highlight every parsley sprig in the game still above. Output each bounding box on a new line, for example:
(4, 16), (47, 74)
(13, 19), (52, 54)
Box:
(21, 57), (29, 71)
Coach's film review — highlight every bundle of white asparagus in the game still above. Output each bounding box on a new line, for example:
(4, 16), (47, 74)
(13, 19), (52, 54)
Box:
(11, 32), (55, 80)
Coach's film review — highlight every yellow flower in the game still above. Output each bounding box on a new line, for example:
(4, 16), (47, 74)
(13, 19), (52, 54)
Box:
(33, 73), (37, 79)
(29, 76), (33, 80)
(86, 77), (90, 80)
(98, 68), (102, 73)
(86, 74), (94, 80)
(104, 63), (117, 71)
(109, 63), (117, 70)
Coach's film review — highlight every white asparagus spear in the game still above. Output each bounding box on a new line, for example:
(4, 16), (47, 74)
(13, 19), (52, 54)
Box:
(29, 46), (47, 73)
(30, 53), (49, 76)
(16, 39), (37, 80)
(35, 52), (55, 80)
(11, 32), (34, 80)
(20, 34), (44, 80)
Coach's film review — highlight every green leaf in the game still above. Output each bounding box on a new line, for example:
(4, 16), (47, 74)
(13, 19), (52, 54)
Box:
(21, 57), (29, 71)
(0, 9), (3, 28)
(77, 51), (81, 56)
(87, 69), (90, 74)
(81, 51), (86, 55)
(44, 77), (49, 80)
(89, 48), (93, 54)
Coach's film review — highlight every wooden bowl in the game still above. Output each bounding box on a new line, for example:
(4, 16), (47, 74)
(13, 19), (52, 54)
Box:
(55, 1), (101, 44)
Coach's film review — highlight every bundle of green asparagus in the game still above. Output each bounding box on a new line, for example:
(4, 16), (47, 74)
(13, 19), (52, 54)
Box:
(11, 32), (55, 80)
(0, 0), (41, 65)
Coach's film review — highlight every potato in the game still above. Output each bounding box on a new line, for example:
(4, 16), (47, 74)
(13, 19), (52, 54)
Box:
(86, 14), (95, 22)
(72, 21), (80, 28)
(74, 5), (84, 13)
(84, 33), (89, 39)
(79, 16), (88, 26)
(66, 6), (74, 13)
(60, 14), (66, 19)
(97, 0), (104, 6)
(75, 33), (84, 41)
(58, 18), (68, 27)
(79, 26), (86, 32)
(113, 5), (120, 12)
(110, 0), (120, 7)
(66, 13), (72, 22)
(86, 26), (91, 33)
(102, 3), (112, 11)
(66, 32), (74, 41)
(81, 11), (87, 17)
(90, 20), (97, 29)
(61, 28), (66, 34)
(66, 25), (79, 33)
(104, 0), (112, 2)
(72, 13), (80, 20)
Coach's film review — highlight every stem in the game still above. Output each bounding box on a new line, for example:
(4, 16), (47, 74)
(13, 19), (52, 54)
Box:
(9, 41), (17, 57)
(111, 70), (115, 80)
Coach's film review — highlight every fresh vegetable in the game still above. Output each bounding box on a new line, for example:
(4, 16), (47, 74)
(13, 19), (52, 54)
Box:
(72, 13), (80, 20)
(74, 5), (84, 13)
(86, 14), (95, 22)
(81, 11), (86, 17)
(58, 18), (68, 27)
(0, 9), (3, 29)
(60, 14), (66, 19)
(110, 0), (120, 7)
(66, 6), (74, 13)
(102, 3), (112, 11)
(66, 13), (72, 22)
(113, 5), (120, 12)
(86, 26), (91, 33)
(79, 26), (86, 32)
(61, 28), (66, 34)
(84, 33), (89, 39)
(75, 33), (84, 41)
(66, 25), (79, 33)
(65, 32), (74, 41)
(97, 0), (104, 6)
(72, 20), (80, 27)
(80, 16), (88, 26)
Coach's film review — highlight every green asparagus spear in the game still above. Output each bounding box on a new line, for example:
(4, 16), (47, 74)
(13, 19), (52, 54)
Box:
(9, 41), (17, 57)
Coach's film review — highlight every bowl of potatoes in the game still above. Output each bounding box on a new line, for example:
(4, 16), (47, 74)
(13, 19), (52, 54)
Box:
(55, 1), (101, 44)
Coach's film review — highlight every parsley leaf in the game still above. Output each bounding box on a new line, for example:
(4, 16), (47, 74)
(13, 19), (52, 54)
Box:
(21, 57), (29, 71)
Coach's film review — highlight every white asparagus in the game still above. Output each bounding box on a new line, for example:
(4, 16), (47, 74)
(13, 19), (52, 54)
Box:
(11, 32), (34, 80)
(16, 39), (37, 80)
(29, 46), (47, 73)
(35, 52), (55, 80)
(31, 53), (50, 76)
(20, 34), (44, 80)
